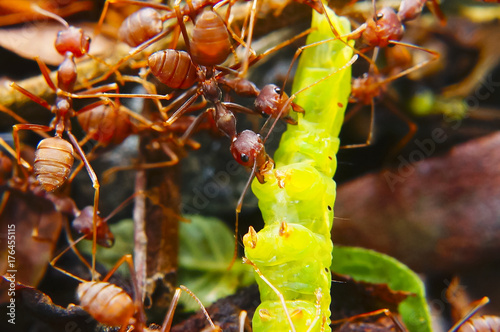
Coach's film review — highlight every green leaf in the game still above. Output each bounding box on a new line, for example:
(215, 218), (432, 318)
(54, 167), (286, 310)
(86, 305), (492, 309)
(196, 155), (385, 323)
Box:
(179, 215), (254, 311)
(331, 246), (432, 332)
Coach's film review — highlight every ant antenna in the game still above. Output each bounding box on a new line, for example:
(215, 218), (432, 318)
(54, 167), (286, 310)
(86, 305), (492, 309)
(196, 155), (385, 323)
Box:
(31, 3), (70, 28)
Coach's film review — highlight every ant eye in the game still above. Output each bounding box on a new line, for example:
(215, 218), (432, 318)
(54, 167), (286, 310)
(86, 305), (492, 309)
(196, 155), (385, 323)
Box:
(240, 154), (249, 163)
(86, 36), (91, 44)
(274, 87), (281, 94)
(376, 13), (384, 20)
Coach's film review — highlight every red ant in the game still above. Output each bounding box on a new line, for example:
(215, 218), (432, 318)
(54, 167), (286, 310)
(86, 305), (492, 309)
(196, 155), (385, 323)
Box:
(282, 0), (441, 153)
(0, 136), (117, 252)
(340, 0), (445, 51)
(49, 234), (231, 332)
(226, 53), (358, 266)
(4, 6), (123, 279)
(92, 0), (251, 85)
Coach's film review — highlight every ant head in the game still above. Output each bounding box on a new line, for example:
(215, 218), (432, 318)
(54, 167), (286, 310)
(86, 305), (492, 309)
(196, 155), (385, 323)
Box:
(255, 84), (287, 117)
(55, 26), (90, 58)
(363, 7), (404, 48)
(230, 130), (265, 168)
(73, 206), (115, 248)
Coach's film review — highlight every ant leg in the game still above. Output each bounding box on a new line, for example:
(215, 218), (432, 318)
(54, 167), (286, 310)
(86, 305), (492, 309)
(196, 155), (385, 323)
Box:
(66, 143), (99, 185)
(0, 190), (11, 218)
(64, 90), (171, 102)
(66, 131), (100, 282)
(383, 98), (418, 158)
(0, 136), (31, 171)
(160, 288), (182, 332)
(382, 41), (440, 85)
(332, 308), (406, 332)
(76, 99), (114, 116)
(178, 108), (212, 145)
(77, 83), (119, 95)
(449, 297), (490, 332)
(160, 286), (221, 332)
(174, 0), (191, 54)
(12, 124), (52, 168)
(90, 25), (177, 86)
(102, 142), (179, 183)
(10, 83), (52, 111)
(340, 102), (375, 149)
(243, 257), (297, 332)
(34, 57), (57, 91)
(165, 92), (202, 126)
(223, 102), (258, 115)
(0, 104), (31, 126)
(120, 73), (165, 118)
(228, 159), (259, 270)
(49, 230), (89, 283)
(235, 0), (258, 77)
(95, 0), (172, 36)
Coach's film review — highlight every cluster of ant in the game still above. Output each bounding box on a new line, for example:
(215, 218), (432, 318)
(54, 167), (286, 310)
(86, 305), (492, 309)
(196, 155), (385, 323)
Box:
(0, 0), (494, 331)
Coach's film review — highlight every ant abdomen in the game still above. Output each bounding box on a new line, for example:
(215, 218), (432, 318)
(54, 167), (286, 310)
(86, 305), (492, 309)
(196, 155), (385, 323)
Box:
(77, 104), (133, 146)
(34, 137), (74, 192)
(190, 10), (232, 66)
(77, 281), (135, 327)
(457, 316), (500, 332)
(118, 8), (163, 47)
(148, 50), (198, 89)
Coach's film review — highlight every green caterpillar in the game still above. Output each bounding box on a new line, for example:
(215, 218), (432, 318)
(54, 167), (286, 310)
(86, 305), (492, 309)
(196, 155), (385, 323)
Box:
(243, 6), (353, 332)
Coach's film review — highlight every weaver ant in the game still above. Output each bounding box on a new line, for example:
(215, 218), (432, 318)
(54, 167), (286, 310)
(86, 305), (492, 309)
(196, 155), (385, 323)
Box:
(3, 6), (125, 279)
(227, 51), (358, 266)
(92, 0), (251, 85)
(281, 0), (441, 154)
(49, 231), (232, 332)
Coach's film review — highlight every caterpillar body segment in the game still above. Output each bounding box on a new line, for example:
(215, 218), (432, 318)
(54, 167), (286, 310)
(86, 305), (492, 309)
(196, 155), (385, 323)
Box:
(244, 6), (353, 332)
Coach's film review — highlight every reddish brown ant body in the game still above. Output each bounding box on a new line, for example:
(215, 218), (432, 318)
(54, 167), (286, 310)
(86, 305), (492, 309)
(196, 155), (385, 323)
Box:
(50, 236), (225, 332)
(76, 99), (135, 147)
(4, 7), (121, 278)
(345, 0), (445, 51)
(93, 0), (239, 84)
(282, 0), (442, 152)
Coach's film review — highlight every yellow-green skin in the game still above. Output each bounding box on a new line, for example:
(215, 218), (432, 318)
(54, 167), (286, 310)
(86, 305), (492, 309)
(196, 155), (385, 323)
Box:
(244, 7), (353, 332)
